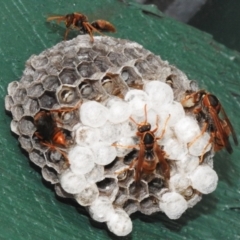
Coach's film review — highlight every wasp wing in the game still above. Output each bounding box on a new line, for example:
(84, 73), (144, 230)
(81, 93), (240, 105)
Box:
(220, 106), (238, 146)
(210, 108), (233, 154)
(134, 143), (145, 183)
(154, 143), (170, 179)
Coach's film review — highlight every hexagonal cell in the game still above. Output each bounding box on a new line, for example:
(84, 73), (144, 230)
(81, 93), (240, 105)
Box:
(96, 177), (119, 201)
(27, 82), (44, 98)
(59, 68), (80, 85)
(104, 37), (119, 46)
(56, 85), (81, 106)
(42, 165), (59, 184)
(20, 74), (34, 86)
(123, 199), (139, 215)
(135, 46), (150, 56)
(42, 75), (61, 91)
(146, 54), (163, 68)
(54, 183), (74, 199)
(94, 56), (113, 72)
(104, 157), (127, 177)
(22, 98), (40, 116)
(32, 69), (48, 82)
(92, 43), (109, 56)
(5, 95), (14, 111)
(47, 65), (63, 76)
(117, 169), (135, 188)
(29, 149), (46, 168)
(189, 80), (199, 92)
(124, 47), (143, 60)
(141, 172), (160, 184)
(7, 81), (20, 95)
(45, 149), (68, 173)
(128, 180), (149, 201)
(23, 65), (35, 76)
(154, 163), (169, 178)
(52, 107), (80, 131)
(123, 149), (138, 165)
(77, 61), (99, 78)
(78, 80), (93, 98)
(12, 88), (27, 104)
(18, 135), (33, 152)
(148, 177), (164, 196)
(101, 73), (128, 98)
(114, 187), (129, 206)
(165, 74), (175, 88)
(11, 105), (24, 121)
(78, 79), (107, 101)
(31, 55), (49, 69)
(18, 116), (36, 136)
(77, 48), (98, 61)
(134, 59), (156, 80)
(10, 120), (20, 135)
(75, 184), (99, 206)
(166, 73), (188, 96)
(139, 195), (160, 215)
(121, 66), (143, 89)
(62, 52), (79, 68)
(165, 68), (194, 100)
(108, 52), (129, 67)
(38, 91), (59, 110)
(181, 186), (198, 201)
(186, 189), (202, 208)
(31, 135), (48, 152)
(48, 53), (63, 72)
(48, 52), (63, 67)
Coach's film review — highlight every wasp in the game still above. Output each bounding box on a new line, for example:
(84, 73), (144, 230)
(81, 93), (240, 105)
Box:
(47, 12), (116, 42)
(33, 103), (81, 165)
(181, 90), (238, 162)
(34, 110), (70, 165)
(114, 105), (170, 183)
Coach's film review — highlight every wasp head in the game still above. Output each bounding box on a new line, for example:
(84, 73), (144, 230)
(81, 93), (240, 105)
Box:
(138, 122), (151, 133)
(201, 94), (221, 114)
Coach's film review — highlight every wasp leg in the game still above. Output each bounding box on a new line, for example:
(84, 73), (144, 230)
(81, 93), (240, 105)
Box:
(41, 142), (70, 167)
(47, 16), (66, 23)
(199, 135), (213, 164)
(151, 115), (159, 133)
(112, 143), (139, 149)
(83, 22), (105, 42)
(156, 114), (171, 140)
(155, 144), (170, 180)
(64, 28), (71, 40)
(188, 121), (208, 148)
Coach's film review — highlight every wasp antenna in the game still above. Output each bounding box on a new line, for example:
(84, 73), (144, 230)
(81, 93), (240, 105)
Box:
(158, 114), (171, 140)
(47, 15), (66, 22)
(130, 116), (139, 126)
(144, 104), (148, 123)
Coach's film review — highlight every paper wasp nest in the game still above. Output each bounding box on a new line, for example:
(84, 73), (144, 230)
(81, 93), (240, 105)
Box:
(5, 35), (218, 236)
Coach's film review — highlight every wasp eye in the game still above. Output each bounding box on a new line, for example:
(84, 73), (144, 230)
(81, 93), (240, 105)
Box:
(208, 94), (219, 107)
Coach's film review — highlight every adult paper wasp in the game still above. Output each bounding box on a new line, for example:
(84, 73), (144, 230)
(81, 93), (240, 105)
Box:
(34, 110), (70, 165)
(47, 12), (116, 42)
(181, 90), (238, 162)
(33, 103), (80, 165)
(114, 105), (170, 183)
